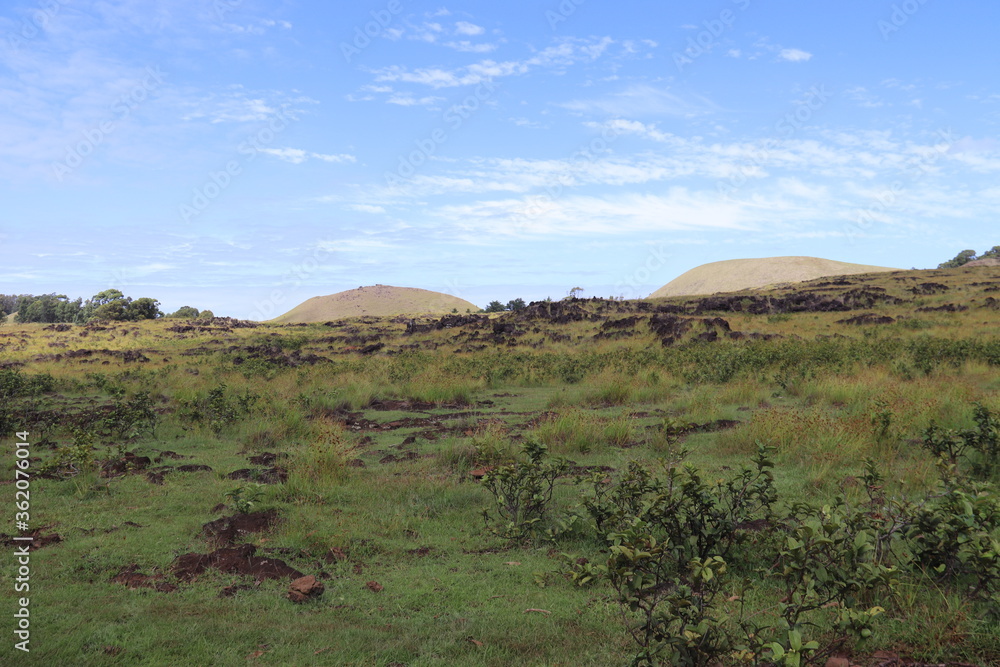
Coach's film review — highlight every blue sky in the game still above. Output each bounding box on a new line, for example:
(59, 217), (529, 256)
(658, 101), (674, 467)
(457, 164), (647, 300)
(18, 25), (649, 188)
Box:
(2, 0), (999, 318)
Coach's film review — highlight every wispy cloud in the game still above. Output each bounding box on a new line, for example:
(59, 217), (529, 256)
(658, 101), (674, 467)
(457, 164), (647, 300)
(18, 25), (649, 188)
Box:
(779, 48), (813, 62)
(454, 21), (485, 36)
(260, 148), (355, 164)
(563, 84), (717, 117)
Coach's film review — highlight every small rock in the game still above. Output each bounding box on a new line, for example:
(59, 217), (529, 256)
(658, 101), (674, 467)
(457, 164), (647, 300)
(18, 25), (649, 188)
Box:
(366, 580), (383, 593)
(825, 658), (850, 667)
(288, 575), (325, 603)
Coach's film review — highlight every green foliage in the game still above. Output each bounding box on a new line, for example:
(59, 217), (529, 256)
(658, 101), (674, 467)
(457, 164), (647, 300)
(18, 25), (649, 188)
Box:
(14, 293), (83, 323)
(177, 383), (259, 435)
(607, 541), (732, 666)
(506, 298), (527, 311)
(39, 427), (99, 477)
(485, 300), (505, 313)
(481, 439), (568, 542)
(583, 445), (777, 564)
(922, 403), (1000, 479)
(104, 391), (158, 440)
(938, 249), (977, 269)
(225, 483), (266, 514)
(768, 502), (897, 647)
(870, 398), (895, 444)
(906, 473), (1000, 606)
(167, 305), (200, 318)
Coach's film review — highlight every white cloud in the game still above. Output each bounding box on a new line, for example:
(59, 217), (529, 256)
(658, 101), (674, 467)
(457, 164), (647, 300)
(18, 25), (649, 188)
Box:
(260, 148), (355, 164)
(349, 204), (386, 214)
(454, 21), (484, 36)
(386, 93), (444, 107)
(367, 36), (616, 90)
(779, 48), (813, 62)
(563, 84), (716, 117)
(444, 41), (498, 53)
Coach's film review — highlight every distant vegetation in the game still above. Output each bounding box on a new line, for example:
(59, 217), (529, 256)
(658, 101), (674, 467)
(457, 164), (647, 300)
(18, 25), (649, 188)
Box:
(938, 245), (1000, 268)
(0, 289), (211, 324)
(485, 297), (528, 313)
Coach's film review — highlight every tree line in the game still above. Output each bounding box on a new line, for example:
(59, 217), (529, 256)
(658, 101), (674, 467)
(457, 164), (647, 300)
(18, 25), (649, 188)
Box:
(0, 290), (213, 324)
(938, 245), (1000, 268)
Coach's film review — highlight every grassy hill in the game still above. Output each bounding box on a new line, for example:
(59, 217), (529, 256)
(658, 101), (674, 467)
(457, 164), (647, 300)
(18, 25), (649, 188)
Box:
(271, 285), (479, 323)
(649, 256), (899, 298)
(2, 264), (999, 665)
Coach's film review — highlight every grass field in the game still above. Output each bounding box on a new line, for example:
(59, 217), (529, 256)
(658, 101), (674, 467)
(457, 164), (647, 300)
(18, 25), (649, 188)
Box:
(2, 265), (999, 666)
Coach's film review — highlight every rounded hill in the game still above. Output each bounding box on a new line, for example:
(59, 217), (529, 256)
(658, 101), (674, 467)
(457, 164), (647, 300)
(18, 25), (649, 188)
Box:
(271, 285), (479, 323)
(649, 256), (899, 299)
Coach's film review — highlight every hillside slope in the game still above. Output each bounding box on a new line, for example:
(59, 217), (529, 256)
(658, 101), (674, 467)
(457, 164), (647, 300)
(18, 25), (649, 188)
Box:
(271, 285), (479, 323)
(649, 256), (899, 298)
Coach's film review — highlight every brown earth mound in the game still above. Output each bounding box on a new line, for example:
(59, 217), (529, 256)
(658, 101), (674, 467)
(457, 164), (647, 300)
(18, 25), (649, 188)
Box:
(272, 285), (479, 323)
(172, 543), (303, 581)
(650, 256), (898, 298)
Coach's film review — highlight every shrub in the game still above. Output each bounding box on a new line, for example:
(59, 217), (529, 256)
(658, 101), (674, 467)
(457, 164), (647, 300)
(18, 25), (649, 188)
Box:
(481, 439), (568, 542)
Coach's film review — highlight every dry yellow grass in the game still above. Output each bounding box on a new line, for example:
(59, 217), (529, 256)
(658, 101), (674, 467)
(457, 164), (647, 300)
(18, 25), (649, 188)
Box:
(649, 256), (899, 298)
(270, 284), (479, 323)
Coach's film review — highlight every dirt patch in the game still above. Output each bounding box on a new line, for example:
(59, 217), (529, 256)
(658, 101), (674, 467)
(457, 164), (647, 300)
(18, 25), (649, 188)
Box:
(177, 464), (213, 473)
(202, 509), (278, 546)
(909, 282), (949, 295)
(288, 575), (325, 603)
(406, 546), (434, 557)
(248, 452), (288, 466)
(1, 528), (62, 550)
(837, 313), (896, 325)
(226, 467), (287, 484)
(110, 565), (178, 593)
(172, 543), (303, 582)
(100, 452), (152, 478)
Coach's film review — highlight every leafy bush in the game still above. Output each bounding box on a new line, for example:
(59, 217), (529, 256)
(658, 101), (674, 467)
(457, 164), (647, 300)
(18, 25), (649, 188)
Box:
(104, 391), (158, 440)
(922, 403), (1000, 479)
(481, 439), (568, 542)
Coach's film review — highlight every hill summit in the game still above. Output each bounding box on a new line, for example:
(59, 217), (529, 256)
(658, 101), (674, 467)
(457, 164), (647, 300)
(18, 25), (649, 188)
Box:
(649, 256), (899, 298)
(271, 285), (479, 323)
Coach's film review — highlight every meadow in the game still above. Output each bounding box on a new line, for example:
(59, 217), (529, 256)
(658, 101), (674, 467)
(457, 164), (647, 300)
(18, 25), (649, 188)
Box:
(1, 265), (999, 666)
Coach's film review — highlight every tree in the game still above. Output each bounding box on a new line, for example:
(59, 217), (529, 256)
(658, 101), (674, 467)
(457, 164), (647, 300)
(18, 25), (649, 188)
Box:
(91, 300), (129, 321)
(126, 297), (161, 321)
(197, 309), (214, 319)
(981, 245), (1000, 260)
(14, 294), (82, 323)
(568, 286), (584, 298)
(485, 300), (505, 313)
(505, 298), (527, 311)
(82, 289), (128, 321)
(938, 249), (977, 269)
(167, 306), (200, 318)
